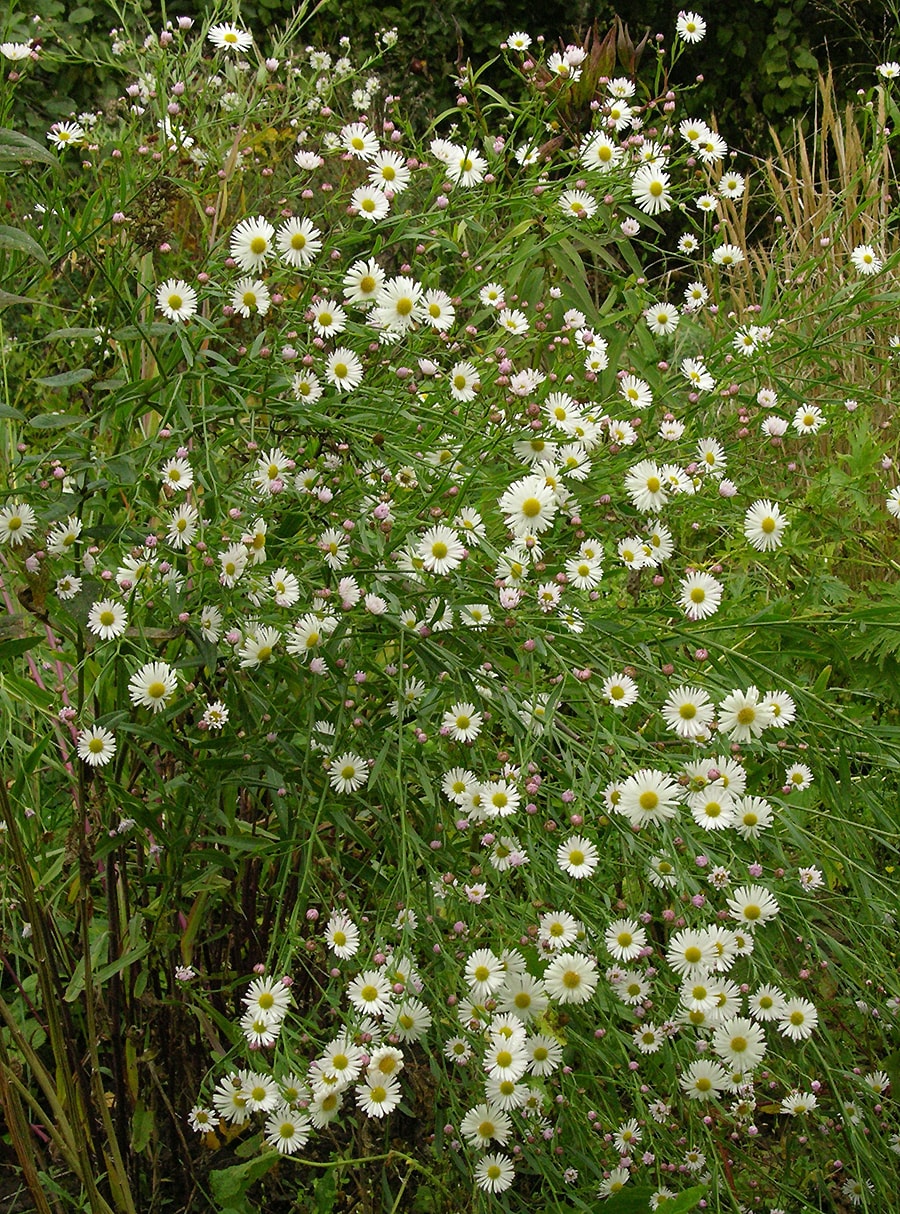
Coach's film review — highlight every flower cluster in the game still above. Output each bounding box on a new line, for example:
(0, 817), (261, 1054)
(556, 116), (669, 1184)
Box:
(3, 8), (900, 1213)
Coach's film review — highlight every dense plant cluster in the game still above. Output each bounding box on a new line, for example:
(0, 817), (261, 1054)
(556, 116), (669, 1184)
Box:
(2, 0), (898, 147)
(0, 5), (899, 1213)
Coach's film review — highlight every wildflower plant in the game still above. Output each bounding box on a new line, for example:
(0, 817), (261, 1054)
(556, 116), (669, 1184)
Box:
(0, 5), (899, 1212)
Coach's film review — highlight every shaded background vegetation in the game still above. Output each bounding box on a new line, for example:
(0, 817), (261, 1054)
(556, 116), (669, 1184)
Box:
(4, 0), (897, 148)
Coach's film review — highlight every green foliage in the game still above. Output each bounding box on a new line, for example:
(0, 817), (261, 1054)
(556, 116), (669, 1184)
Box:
(208, 1154), (277, 1213)
(3, 0), (894, 148)
(1, 5), (900, 1214)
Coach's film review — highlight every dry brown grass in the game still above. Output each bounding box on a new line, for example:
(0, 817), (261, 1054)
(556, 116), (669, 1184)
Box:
(744, 71), (893, 274)
(700, 72), (900, 408)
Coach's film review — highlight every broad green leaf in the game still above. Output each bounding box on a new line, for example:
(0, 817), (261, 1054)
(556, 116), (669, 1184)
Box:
(0, 224), (48, 264)
(314, 1169), (337, 1214)
(35, 368), (94, 388)
(0, 289), (33, 306)
(668, 1185), (709, 1213)
(47, 327), (103, 339)
(130, 1100), (155, 1153)
(0, 127), (59, 169)
(603, 1187), (656, 1213)
(29, 413), (86, 429)
(0, 636), (41, 660)
(209, 1154), (276, 1214)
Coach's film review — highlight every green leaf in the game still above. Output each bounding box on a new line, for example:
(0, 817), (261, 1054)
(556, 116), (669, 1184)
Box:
(47, 327), (103, 340)
(667, 1185), (708, 1213)
(793, 45), (818, 70)
(0, 127), (59, 169)
(0, 289), (34, 306)
(29, 413), (86, 429)
(35, 368), (94, 388)
(0, 403), (25, 419)
(882, 1047), (900, 1095)
(0, 636), (42, 660)
(93, 942), (152, 985)
(604, 1184), (706, 1214)
(314, 1169), (337, 1214)
(812, 664), (832, 695)
(209, 1155), (277, 1214)
(130, 1100), (155, 1153)
(0, 225), (49, 265)
(603, 1187), (656, 1213)
(68, 5), (95, 21)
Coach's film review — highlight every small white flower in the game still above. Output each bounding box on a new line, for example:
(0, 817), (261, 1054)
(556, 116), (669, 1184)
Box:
(77, 726), (117, 767)
(851, 243), (882, 274)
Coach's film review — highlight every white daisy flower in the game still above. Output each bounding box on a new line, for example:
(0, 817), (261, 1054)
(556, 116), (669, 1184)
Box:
(76, 725), (117, 767)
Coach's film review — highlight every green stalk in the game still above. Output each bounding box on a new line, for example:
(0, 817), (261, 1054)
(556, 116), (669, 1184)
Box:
(0, 779), (113, 1214)
(79, 881), (138, 1214)
(0, 1037), (58, 1214)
